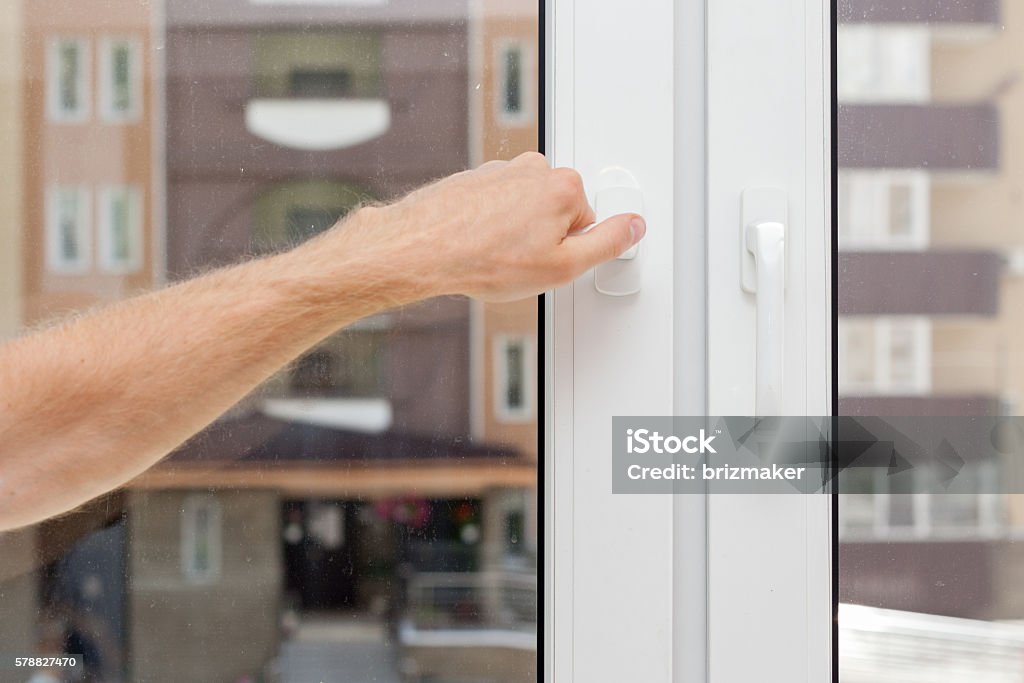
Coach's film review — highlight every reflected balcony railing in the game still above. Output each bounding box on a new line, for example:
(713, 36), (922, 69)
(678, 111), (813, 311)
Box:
(839, 394), (1002, 417)
(840, 602), (1024, 681)
(403, 570), (537, 633)
(839, 104), (1000, 172)
(839, 251), (1002, 316)
(838, 0), (1000, 26)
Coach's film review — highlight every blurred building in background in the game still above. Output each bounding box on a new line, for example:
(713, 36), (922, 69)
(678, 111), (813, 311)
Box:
(468, 0), (541, 570)
(1, 0), (540, 681)
(0, 0), (23, 343)
(20, 0), (161, 324)
(6, 1), (161, 680)
(0, 0), (33, 660)
(393, 0), (541, 679)
(0, 0), (34, 664)
(837, 0), (1024, 624)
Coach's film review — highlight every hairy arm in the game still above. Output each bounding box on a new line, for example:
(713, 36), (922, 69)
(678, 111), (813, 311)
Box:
(0, 153), (645, 531)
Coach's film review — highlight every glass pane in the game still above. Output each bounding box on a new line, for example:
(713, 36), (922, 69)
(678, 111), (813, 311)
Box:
(0, 1), (539, 681)
(838, 2), (1024, 679)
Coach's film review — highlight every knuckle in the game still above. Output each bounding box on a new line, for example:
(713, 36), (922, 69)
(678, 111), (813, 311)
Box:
(552, 169), (585, 201)
(554, 167), (585, 193)
(552, 174), (584, 209)
(516, 151), (547, 166)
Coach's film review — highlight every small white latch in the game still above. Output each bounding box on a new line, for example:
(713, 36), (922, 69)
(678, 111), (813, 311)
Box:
(594, 167), (643, 296)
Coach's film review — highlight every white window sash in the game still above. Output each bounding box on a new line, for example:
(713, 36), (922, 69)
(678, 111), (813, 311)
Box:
(546, 0), (832, 680)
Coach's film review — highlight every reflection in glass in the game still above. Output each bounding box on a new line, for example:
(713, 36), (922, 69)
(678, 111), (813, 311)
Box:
(0, 1), (539, 681)
(838, 1), (1024, 679)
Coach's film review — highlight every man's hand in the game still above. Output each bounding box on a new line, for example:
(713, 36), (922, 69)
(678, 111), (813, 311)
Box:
(0, 153), (644, 531)
(331, 151), (646, 302)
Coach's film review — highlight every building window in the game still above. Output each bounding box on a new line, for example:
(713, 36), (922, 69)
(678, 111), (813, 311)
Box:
(46, 186), (91, 273)
(47, 38), (90, 122)
(181, 495), (222, 585)
(496, 42), (530, 125)
(838, 172), (930, 250)
(838, 317), (931, 396)
(98, 186), (143, 273)
(286, 206), (347, 243)
(288, 69), (354, 98)
(837, 26), (930, 103)
(840, 463), (1003, 539)
(99, 37), (141, 122)
(494, 335), (533, 422)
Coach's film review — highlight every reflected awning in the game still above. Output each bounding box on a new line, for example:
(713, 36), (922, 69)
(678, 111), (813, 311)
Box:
(131, 413), (533, 496)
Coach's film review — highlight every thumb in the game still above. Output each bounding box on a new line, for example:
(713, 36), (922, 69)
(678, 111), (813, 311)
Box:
(564, 213), (646, 268)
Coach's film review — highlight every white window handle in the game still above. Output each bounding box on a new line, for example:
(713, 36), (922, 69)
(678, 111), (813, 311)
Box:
(745, 221), (785, 415)
(593, 167), (643, 296)
(741, 188), (788, 416)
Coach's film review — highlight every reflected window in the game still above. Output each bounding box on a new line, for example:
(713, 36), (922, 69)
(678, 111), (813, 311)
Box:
(838, 318), (931, 395)
(47, 37), (89, 122)
(253, 180), (369, 251)
(841, 464), (1004, 540)
(10, 2), (540, 680)
(46, 186), (91, 274)
(289, 69), (353, 98)
(98, 185), (142, 273)
(495, 335), (532, 421)
(837, 26), (929, 103)
(253, 32), (382, 100)
(100, 37), (140, 121)
(181, 495), (222, 585)
(838, 172), (929, 250)
(497, 42), (529, 125)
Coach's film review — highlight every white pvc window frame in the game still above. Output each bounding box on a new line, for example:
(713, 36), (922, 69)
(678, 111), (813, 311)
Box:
(545, 0), (832, 681)
(46, 36), (91, 123)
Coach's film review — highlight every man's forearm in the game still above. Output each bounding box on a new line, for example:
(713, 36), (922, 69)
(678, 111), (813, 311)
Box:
(0, 153), (644, 531)
(0, 207), (429, 530)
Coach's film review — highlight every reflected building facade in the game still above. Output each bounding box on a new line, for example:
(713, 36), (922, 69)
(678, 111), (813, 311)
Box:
(838, 0), (1024, 623)
(1, 1), (539, 681)
(6, 1), (160, 680)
